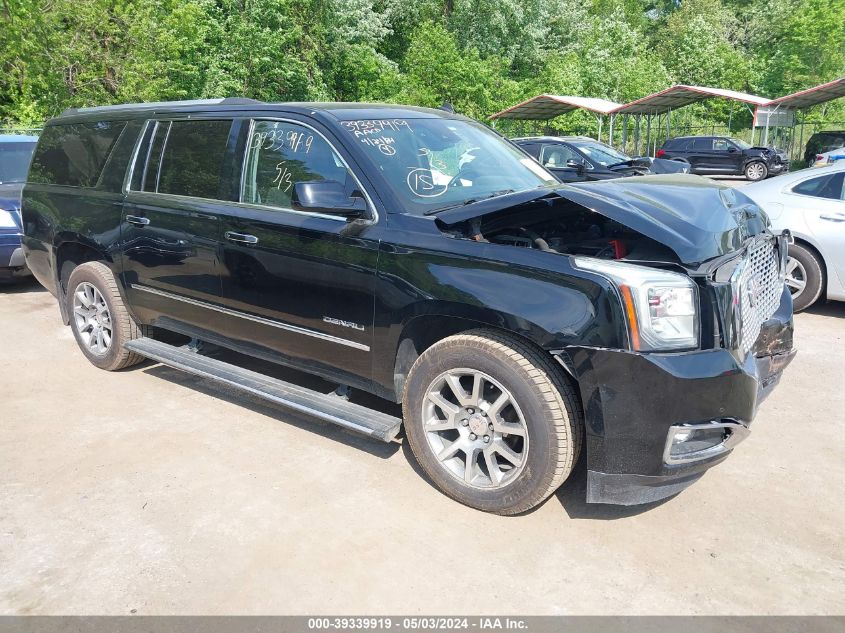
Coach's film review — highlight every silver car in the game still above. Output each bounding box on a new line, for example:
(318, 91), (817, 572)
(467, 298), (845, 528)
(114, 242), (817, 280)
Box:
(742, 162), (845, 311)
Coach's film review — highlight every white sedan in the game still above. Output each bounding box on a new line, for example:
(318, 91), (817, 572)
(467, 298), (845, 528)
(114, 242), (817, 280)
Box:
(742, 162), (845, 311)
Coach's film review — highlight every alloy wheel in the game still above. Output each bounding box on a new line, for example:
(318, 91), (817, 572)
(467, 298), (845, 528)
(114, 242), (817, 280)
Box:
(746, 163), (766, 180)
(422, 368), (529, 489)
(72, 282), (113, 356)
(784, 256), (807, 300)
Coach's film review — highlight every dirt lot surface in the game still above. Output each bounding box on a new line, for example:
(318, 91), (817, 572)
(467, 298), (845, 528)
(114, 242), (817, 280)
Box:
(1, 281), (844, 615)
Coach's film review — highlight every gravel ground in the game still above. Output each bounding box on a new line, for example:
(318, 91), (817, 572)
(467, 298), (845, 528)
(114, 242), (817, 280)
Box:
(1, 281), (843, 615)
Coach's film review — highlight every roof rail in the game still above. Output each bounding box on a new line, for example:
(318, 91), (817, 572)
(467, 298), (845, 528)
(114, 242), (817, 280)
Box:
(60, 97), (263, 117)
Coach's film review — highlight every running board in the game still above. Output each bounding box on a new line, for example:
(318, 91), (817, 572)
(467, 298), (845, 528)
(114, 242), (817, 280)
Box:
(124, 338), (402, 442)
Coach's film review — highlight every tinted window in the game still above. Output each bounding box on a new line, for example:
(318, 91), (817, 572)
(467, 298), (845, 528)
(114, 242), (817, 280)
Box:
(29, 121), (126, 187)
(0, 141), (36, 184)
(142, 122), (169, 192)
(713, 138), (730, 151)
(540, 144), (581, 167)
(691, 138), (711, 151)
(242, 120), (354, 210)
(792, 173), (845, 201)
(155, 120), (233, 199)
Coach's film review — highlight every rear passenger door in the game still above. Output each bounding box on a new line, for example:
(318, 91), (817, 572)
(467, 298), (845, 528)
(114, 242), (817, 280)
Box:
(215, 117), (378, 386)
(120, 118), (237, 329)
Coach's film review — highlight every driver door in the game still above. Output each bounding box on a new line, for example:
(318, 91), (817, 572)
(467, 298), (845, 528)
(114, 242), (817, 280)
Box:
(215, 117), (379, 386)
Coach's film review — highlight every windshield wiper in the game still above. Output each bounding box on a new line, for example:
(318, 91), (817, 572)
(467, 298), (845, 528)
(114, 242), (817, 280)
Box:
(424, 189), (517, 216)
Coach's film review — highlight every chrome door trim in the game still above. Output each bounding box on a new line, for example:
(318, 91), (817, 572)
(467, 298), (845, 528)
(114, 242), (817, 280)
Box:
(130, 284), (370, 352)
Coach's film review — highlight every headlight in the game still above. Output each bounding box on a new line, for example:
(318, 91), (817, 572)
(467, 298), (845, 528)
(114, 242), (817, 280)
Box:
(572, 256), (699, 351)
(0, 208), (19, 229)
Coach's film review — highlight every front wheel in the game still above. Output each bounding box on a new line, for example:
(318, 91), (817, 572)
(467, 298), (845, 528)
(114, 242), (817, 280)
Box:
(785, 243), (824, 312)
(744, 161), (768, 181)
(403, 329), (582, 515)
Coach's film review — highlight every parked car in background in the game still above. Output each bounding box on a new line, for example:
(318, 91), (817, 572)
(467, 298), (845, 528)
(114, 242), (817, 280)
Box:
(741, 162), (845, 311)
(22, 100), (794, 512)
(803, 130), (845, 167)
(657, 136), (788, 181)
(513, 136), (689, 183)
(0, 134), (38, 282)
(812, 146), (845, 167)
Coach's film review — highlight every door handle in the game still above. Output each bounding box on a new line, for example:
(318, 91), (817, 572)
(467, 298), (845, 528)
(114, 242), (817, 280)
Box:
(225, 231), (259, 245)
(126, 215), (150, 227)
(819, 213), (845, 222)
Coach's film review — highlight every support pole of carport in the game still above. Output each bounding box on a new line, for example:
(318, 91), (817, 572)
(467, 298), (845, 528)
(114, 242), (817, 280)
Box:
(609, 115), (615, 147)
(622, 114), (629, 153)
(645, 113), (652, 157)
(634, 115), (641, 155)
(597, 115), (603, 143)
(797, 109), (806, 164)
(667, 108), (672, 140)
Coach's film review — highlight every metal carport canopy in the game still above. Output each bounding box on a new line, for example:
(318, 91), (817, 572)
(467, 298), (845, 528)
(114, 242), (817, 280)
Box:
(490, 95), (622, 120)
(762, 77), (845, 110)
(610, 85), (771, 114)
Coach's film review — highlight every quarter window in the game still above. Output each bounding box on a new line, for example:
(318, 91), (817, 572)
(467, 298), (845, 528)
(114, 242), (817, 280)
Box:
(792, 173), (845, 201)
(28, 121), (127, 188)
(242, 120), (355, 210)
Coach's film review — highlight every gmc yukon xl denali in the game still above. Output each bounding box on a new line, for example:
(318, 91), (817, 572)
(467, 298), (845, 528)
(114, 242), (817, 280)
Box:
(21, 99), (796, 514)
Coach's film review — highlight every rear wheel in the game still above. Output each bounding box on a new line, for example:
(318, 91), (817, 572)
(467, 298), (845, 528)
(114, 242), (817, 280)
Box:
(403, 329), (582, 515)
(785, 243), (824, 312)
(66, 261), (148, 370)
(744, 161), (768, 181)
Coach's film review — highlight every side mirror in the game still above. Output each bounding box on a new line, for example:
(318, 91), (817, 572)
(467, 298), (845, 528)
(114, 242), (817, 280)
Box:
(727, 147), (738, 153)
(566, 159), (586, 174)
(292, 181), (367, 219)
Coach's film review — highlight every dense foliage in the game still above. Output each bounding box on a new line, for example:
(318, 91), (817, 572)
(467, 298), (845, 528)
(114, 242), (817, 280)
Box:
(1, 0), (844, 135)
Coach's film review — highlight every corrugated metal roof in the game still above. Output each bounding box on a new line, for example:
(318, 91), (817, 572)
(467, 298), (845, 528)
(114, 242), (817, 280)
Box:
(765, 77), (845, 110)
(611, 85), (770, 115)
(490, 95), (622, 120)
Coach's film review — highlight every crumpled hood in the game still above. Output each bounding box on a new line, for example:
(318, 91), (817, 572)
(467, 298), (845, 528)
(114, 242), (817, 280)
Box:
(435, 174), (770, 266)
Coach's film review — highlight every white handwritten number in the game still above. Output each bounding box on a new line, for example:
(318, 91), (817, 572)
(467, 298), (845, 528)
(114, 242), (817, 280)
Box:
(406, 168), (447, 198)
(273, 163), (293, 192)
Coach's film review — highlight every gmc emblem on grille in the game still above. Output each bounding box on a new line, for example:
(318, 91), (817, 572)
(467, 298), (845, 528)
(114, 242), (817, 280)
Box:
(746, 273), (763, 308)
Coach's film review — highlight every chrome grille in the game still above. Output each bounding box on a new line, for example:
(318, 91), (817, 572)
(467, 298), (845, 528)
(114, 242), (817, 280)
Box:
(734, 238), (783, 353)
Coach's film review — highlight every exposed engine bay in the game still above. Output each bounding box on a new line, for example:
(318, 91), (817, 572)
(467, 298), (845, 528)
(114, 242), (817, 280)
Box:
(453, 200), (679, 264)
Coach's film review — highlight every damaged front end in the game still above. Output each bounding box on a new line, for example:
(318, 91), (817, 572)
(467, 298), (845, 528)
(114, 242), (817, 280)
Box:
(434, 174), (796, 505)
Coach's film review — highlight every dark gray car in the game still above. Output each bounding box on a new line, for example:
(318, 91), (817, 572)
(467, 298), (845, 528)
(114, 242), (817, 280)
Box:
(0, 134), (38, 282)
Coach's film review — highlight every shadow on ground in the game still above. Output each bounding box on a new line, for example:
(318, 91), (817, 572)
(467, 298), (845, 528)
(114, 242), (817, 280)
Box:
(0, 277), (45, 295)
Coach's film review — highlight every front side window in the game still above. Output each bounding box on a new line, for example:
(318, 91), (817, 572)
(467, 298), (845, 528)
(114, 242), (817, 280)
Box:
(792, 172), (845, 201)
(242, 120), (355, 209)
(713, 138), (730, 151)
(342, 117), (557, 215)
(540, 144), (581, 168)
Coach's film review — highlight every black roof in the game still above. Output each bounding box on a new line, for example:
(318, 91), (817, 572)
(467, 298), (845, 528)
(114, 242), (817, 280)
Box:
(52, 98), (464, 126)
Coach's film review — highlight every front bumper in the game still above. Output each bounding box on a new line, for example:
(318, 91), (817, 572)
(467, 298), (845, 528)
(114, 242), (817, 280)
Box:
(563, 288), (795, 505)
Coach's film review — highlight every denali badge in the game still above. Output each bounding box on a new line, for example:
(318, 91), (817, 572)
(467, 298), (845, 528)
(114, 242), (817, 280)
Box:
(323, 316), (365, 331)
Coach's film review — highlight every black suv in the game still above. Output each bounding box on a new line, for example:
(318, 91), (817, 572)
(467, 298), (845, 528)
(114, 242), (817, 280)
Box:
(803, 130), (845, 166)
(22, 99), (795, 513)
(657, 136), (788, 181)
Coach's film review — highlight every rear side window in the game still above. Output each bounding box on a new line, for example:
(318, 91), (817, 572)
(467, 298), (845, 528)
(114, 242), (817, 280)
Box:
(135, 119), (233, 199)
(28, 121), (127, 187)
(792, 173), (845, 201)
(691, 138), (711, 151)
(157, 120), (233, 198)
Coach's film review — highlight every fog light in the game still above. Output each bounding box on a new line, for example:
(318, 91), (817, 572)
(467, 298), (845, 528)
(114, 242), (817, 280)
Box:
(664, 421), (749, 465)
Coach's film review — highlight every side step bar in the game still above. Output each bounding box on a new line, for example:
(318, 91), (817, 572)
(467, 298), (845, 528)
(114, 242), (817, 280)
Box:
(124, 338), (402, 442)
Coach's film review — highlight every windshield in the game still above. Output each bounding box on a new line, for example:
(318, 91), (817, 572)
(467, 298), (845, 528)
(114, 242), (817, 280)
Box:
(569, 140), (631, 166)
(340, 118), (557, 214)
(731, 138), (752, 150)
(0, 142), (36, 184)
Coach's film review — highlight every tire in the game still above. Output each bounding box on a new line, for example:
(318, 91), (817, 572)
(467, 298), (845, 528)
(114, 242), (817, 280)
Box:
(744, 161), (768, 181)
(785, 243), (824, 312)
(66, 261), (148, 370)
(403, 329), (582, 515)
